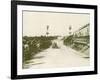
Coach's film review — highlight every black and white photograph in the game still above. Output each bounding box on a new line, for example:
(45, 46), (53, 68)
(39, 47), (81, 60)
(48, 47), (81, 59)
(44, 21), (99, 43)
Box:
(22, 11), (90, 69)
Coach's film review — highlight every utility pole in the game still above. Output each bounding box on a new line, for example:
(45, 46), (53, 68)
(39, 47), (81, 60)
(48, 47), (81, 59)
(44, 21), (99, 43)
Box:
(46, 25), (49, 36)
(69, 25), (72, 35)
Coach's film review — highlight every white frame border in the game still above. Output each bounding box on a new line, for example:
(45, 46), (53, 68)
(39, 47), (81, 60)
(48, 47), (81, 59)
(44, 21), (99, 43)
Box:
(17, 5), (95, 75)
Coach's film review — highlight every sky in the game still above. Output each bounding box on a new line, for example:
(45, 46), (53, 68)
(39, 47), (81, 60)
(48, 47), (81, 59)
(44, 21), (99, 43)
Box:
(23, 11), (90, 36)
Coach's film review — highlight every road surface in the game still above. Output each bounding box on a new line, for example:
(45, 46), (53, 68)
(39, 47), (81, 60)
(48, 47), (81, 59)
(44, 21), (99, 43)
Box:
(24, 38), (89, 69)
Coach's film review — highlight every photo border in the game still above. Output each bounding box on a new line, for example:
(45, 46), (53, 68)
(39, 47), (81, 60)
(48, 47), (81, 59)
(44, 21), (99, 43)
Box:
(11, 0), (98, 79)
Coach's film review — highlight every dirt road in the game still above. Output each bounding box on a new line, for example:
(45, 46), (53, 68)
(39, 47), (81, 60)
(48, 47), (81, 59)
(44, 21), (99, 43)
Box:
(24, 39), (89, 69)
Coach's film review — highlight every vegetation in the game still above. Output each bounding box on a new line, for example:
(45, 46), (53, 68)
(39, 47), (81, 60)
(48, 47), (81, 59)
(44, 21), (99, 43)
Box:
(23, 36), (56, 65)
(63, 35), (73, 46)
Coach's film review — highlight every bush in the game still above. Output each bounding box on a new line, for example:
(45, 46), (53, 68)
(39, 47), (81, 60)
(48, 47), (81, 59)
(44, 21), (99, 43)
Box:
(40, 40), (52, 50)
(23, 36), (52, 64)
(63, 35), (73, 46)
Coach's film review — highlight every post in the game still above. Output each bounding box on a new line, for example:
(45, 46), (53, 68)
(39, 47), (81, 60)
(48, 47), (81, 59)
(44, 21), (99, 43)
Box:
(46, 25), (49, 36)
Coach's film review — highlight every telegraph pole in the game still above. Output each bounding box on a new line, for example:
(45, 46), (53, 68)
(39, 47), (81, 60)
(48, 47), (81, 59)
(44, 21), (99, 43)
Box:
(69, 25), (72, 35)
(46, 25), (49, 36)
